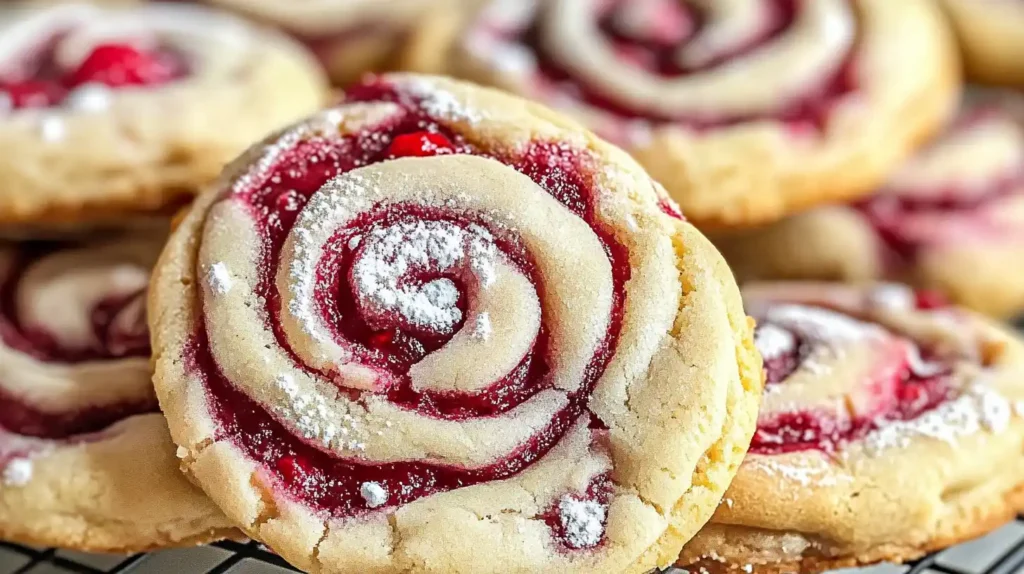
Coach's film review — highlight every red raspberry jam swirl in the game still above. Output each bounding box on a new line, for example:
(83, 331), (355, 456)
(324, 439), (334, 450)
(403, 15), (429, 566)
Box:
(0, 243), (156, 442)
(185, 78), (628, 546)
(856, 106), (1024, 263)
(465, 0), (856, 136)
(751, 299), (954, 454)
(1, 36), (185, 111)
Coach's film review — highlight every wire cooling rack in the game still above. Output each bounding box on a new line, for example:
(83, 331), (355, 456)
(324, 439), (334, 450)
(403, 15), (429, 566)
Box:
(2, 317), (1022, 574)
(1, 515), (1023, 573)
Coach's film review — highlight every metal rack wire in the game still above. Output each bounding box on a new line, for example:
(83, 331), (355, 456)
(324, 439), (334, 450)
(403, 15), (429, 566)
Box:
(0, 516), (1022, 573)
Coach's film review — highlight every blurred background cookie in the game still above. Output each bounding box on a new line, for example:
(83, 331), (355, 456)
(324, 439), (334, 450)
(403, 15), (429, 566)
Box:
(404, 0), (960, 229)
(0, 2), (327, 234)
(940, 0), (1024, 87)
(0, 236), (239, 551)
(198, 0), (465, 86)
(679, 282), (1024, 573)
(714, 89), (1024, 318)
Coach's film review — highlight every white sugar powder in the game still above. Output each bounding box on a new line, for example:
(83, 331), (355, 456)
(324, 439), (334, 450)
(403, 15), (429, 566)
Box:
(558, 496), (606, 549)
(865, 384), (1014, 453)
(402, 78), (485, 123)
(206, 262), (233, 296)
(272, 373), (366, 451)
(868, 283), (915, 311)
(352, 220), (497, 335)
(765, 304), (880, 342)
(39, 115), (65, 142)
(65, 82), (111, 112)
(471, 312), (492, 341)
(754, 323), (797, 361)
(3, 458), (33, 487)
(360, 481), (388, 508)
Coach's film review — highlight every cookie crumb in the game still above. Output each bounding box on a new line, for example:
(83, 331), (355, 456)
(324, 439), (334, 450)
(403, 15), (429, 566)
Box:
(742, 565), (754, 573)
(558, 496), (606, 549)
(3, 458), (33, 487)
(206, 262), (233, 295)
(360, 481), (388, 508)
(176, 446), (189, 459)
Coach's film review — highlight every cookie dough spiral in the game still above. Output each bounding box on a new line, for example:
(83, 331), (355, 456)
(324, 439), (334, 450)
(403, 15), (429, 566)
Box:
(408, 0), (958, 228)
(151, 74), (761, 574)
(678, 282), (1024, 573)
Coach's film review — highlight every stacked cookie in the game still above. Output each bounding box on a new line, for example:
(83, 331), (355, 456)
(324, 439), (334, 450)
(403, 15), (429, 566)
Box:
(0, 0), (326, 551)
(2, 1), (1024, 574)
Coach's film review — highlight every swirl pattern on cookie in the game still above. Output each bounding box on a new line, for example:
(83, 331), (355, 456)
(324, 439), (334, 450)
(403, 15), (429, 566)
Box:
(417, 0), (957, 227)
(151, 74), (761, 573)
(677, 282), (1024, 573)
(713, 90), (1024, 317)
(858, 96), (1024, 262)
(0, 3), (256, 111)
(461, 0), (856, 139)
(0, 240), (157, 461)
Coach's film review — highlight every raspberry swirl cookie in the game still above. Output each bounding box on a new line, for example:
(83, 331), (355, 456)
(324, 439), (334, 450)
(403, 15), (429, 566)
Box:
(150, 74), (762, 573)
(405, 0), (959, 228)
(200, 0), (457, 86)
(0, 236), (236, 551)
(715, 90), (1024, 318)
(678, 282), (1024, 574)
(940, 0), (1024, 87)
(0, 2), (326, 231)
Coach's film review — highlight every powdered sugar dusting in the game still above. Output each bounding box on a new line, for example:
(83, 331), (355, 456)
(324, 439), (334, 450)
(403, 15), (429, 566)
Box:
(471, 312), (492, 341)
(352, 220), (497, 336)
(2, 458), (33, 487)
(558, 496), (606, 549)
(868, 283), (915, 311)
(747, 456), (850, 488)
(754, 323), (796, 361)
(865, 384), (1015, 453)
(272, 373), (368, 451)
(360, 481), (388, 508)
(400, 77), (485, 124)
(205, 262), (233, 295)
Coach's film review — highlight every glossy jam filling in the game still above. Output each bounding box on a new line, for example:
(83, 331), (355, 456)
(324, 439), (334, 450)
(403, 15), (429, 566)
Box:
(189, 78), (630, 521)
(0, 245), (156, 439)
(512, 0), (857, 130)
(751, 304), (953, 455)
(1, 39), (186, 110)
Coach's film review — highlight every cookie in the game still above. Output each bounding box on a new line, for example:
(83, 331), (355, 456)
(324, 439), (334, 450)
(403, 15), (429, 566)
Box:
(199, 0), (458, 86)
(0, 235), (238, 552)
(403, 0), (960, 229)
(940, 0), (1024, 87)
(714, 89), (1024, 319)
(149, 74), (763, 573)
(677, 282), (1024, 574)
(0, 2), (327, 231)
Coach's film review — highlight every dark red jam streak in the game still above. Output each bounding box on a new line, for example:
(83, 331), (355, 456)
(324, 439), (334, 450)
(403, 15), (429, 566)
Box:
(1, 38), (185, 110)
(855, 110), (1024, 261)
(751, 303), (954, 455)
(517, 0), (857, 130)
(0, 246), (156, 439)
(188, 79), (630, 518)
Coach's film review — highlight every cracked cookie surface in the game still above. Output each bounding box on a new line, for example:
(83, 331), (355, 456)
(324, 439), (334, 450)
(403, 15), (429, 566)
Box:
(0, 1), (326, 232)
(0, 234), (238, 552)
(678, 282), (1024, 574)
(149, 73), (762, 573)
